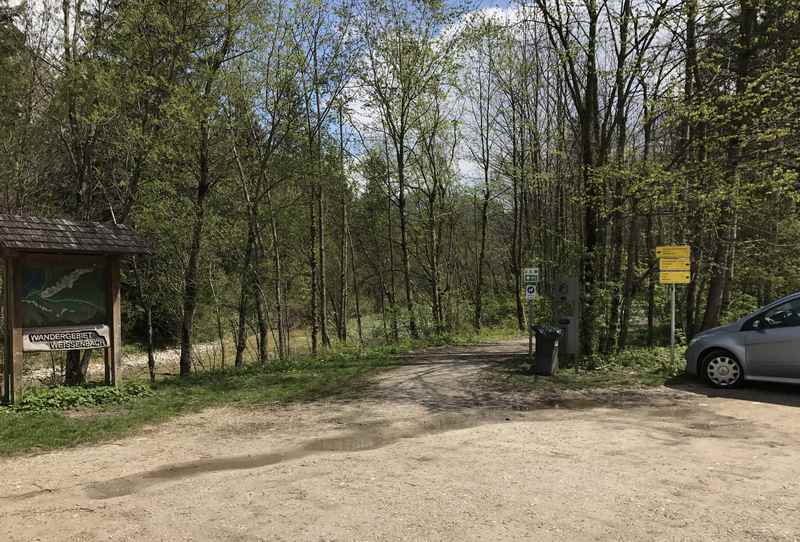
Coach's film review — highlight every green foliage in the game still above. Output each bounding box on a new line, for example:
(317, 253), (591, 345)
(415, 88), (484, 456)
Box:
(722, 292), (760, 323)
(4, 383), (154, 413)
(593, 347), (684, 380)
(494, 347), (685, 392)
(480, 296), (520, 328)
(3, 0), (800, 383)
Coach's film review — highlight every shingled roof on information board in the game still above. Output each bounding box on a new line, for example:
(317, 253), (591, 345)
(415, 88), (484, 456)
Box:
(0, 215), (150, 255)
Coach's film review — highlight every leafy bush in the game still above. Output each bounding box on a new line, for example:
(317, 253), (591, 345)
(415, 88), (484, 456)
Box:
(2, 383), (154, 414)
(593, 346), (685, 378)
(722, 292), (760, 323)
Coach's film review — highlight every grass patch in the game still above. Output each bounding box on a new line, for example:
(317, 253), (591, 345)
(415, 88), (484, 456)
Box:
(492, 346), (687, 391)
(0, 349), (396, 456)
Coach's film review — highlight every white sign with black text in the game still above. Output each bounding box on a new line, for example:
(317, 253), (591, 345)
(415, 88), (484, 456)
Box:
(23, 325), (110, 352)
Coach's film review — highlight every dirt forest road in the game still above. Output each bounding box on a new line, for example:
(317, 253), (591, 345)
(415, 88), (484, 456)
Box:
(4, 339), (800, 541)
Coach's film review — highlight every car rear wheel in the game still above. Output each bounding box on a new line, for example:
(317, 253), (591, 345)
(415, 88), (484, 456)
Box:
(702, 350), (743, 388)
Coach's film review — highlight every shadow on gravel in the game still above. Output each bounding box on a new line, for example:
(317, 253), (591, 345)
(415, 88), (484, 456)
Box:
(83, 346), (777, 502)
(667, 378), (800, 408)
(367, 350), (693, 414)
(387, 352), (527, 366)
(85, 410), (522, 500)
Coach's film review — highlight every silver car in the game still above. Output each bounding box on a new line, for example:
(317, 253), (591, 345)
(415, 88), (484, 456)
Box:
(685, 292), (800, 387)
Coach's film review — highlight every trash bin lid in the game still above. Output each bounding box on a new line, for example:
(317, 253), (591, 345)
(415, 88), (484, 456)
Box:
(533, 325), (562, 337)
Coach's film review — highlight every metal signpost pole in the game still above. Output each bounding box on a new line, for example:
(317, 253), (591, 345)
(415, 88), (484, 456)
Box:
(523, 268), (539, 362)
(670, 283), (676, 366)
(528, 298), (534, 358)
(656, 245), (690, 367)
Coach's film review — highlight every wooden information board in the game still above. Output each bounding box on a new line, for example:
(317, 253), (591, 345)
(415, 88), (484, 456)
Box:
(1, 215), (147, 404)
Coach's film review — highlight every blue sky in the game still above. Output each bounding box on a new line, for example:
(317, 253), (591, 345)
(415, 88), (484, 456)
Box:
(471, 0), (514, 10)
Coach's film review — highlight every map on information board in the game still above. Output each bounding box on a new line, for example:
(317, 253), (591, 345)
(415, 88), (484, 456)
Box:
(20, 262), (108, 327)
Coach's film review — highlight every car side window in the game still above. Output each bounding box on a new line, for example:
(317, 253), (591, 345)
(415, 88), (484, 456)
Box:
(754, 298), (800, 330)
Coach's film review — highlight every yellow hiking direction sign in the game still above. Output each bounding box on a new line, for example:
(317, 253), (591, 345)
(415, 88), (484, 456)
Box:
(655, 245), (690, 259)
(656, 245), (691, 284)
(656, 245), (692, 365)
(659, 258), (690, 271)
(659, 271), (691, 284)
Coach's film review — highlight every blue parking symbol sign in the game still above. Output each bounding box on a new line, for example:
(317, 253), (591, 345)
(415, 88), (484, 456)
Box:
(525, 285), (536, 300)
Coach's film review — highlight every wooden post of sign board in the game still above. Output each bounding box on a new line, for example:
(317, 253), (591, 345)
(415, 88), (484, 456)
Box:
(104, 256), (122, 387)
(4, 255), (23, 403)
(2, 257), (6, 401)
(104, 258), (111, 383)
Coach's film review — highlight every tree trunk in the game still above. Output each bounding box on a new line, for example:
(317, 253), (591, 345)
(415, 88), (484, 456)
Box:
(427, 176), (442, 333)
(339, 192), (349, 342)
(208, 264), (225, 369)
(580, 2), (601, 362)
(318, 183), (330, 348)
(309, 187), (319, 355)
(254, 280), (269, 364)
(266, 190), (287, 359)
(701, 0), (755, 331)
(683, 0), (700, 340)
(64, 349), (92, 386)
(510, 107), (525, 332)
(386, 174), (399, 342)
(701, 243), (728, 330)
(618, 211), (640, 352)
(348, 225), (363, 346)
(338, 107), (349, 343)
(645, 212), (656, 347)
(61, 0), (94, 385)
(379, 283), (389, 342)
(430, 237), (442, 333)
(235, 225), (254, 368)
(720, 214), (738, 319)
(133, 257), (156, 383)
(604, 0), (631, 354)
(179, 121), (211, 377)
(694, 270), (707, 332)
(474, 184), (489, 332)
(685, 248), (700, 339)
(396, 148), (417, 338)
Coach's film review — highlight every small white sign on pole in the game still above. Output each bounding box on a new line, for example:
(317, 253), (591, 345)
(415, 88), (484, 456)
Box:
(523, 267), (539, 358)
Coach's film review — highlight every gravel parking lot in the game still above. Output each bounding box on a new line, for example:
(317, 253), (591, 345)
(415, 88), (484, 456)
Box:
(3, 339), (800, 541)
